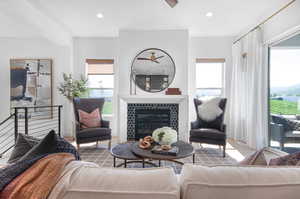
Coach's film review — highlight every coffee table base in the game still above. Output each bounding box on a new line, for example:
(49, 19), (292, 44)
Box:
(113, 157), (159, 168)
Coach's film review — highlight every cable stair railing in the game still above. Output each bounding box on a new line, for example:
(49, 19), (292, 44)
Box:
(0, 105), (62, 158)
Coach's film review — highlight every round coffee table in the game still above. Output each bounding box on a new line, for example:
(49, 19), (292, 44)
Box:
(110, 143), (157, 168)
(131, 141), (194, 165)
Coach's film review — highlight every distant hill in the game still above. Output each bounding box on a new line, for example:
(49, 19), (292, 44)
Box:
(271, 84), (300, 96)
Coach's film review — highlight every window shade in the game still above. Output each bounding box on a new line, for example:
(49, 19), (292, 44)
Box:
(86, 59), (114, 75)
(196, 58), (225, 63)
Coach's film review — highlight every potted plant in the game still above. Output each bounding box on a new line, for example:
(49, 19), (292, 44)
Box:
(58, 73), (89, 101)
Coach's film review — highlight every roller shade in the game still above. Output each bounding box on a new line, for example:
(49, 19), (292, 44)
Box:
(86, 59), (114, 75)
(196, 58), (225, 63)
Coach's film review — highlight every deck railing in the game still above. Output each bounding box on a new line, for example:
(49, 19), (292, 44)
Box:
(0, 105), (62, 158)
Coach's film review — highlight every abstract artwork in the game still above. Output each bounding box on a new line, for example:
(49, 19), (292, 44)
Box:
(10, 59), (52, 118)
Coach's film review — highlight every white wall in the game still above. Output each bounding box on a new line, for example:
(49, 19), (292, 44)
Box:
(73, 37), (118, 79)
(118, 30), (189, 96)
(188, 36), (234, 123)
(0, 37), (73, 136)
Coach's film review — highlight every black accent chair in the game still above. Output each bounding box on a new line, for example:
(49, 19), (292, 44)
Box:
(270, 114), (300, 150)
(190, 98), (227, 158)
(73, 98), (112, 150)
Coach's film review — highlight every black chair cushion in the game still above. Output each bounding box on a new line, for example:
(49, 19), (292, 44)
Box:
(77, 128), (111, 139)
(190, 128), (226, 140)
(271, 114), (294, 131)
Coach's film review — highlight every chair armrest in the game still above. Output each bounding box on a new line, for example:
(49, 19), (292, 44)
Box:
(221, 124), (226, 133)
(75, 120), (81, 131)
(101, 120), (110, 128)
(270, 122), (285, 141)
(191, 120), (200, 129)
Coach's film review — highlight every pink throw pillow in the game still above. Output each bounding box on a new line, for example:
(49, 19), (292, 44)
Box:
(78, 108), (101, 128)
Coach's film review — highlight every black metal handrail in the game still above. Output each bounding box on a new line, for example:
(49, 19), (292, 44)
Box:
(0, 105), (63, 158)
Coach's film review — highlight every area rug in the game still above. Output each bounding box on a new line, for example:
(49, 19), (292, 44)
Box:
(79, 143), (237, 174)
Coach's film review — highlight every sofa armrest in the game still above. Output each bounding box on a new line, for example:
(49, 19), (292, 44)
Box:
(191, 120), (200, 129)
(101, 120), (110, 128)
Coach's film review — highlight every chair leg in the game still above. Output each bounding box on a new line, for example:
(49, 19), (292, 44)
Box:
(96, 141), (99, 147)
(108, 139), (111, 150)
(223, 145), (226, 158)
(193, 153), (195, 164)
(280, 142), (284, 151)
(77, 144), (80, 150)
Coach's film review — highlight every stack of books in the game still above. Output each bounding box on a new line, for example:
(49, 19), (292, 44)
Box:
(151, 145), (179, 156)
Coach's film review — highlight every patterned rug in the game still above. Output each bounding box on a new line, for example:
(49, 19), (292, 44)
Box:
(79, 143), (237, 174)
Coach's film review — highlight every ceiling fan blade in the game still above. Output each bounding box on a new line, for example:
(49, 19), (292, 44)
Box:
(165, 0), (178, 8)
(137, 58), (151, 60)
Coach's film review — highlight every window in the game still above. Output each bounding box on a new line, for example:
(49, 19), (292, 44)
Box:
(86, 59), (114, 115)
(196, 58), (225, 98)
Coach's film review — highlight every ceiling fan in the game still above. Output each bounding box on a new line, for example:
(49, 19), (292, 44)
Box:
(165, 0), (178, 8)
(137, 52), (164, 64)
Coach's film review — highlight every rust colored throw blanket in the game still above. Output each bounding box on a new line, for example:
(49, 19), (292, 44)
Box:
(0, 153), (74, 199)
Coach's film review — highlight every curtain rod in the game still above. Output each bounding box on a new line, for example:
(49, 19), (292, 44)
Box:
(233, 0), (296, 44)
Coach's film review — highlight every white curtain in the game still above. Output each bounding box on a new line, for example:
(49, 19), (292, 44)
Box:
(228, 28), (268, 150)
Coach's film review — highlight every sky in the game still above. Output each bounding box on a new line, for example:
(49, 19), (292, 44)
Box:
(196, 62), (223, 88)
(270, 48), (300, 88)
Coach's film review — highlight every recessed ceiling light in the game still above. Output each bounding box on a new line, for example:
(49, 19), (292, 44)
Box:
(96, 13), (104, 19)
(206, 12), (213, 17)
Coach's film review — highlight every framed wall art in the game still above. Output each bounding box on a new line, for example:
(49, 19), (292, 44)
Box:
(10, 59), (53, 118)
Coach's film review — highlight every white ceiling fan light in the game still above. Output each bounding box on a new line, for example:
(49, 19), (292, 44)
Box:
(96, 13), (104, 19)
(165, 0), (178, 8)
(206, 12), (213, 17)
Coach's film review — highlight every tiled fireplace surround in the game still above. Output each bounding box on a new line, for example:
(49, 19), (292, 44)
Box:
(118, 95), (189, 142)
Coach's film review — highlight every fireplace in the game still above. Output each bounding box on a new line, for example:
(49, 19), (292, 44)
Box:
(127, 103), (178, 140)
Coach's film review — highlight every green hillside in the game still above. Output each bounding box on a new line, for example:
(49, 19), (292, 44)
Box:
(270, 100), (300, 115)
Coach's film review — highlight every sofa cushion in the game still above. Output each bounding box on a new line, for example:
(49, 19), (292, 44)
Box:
(48, 162), (179, 199)
(190, 128), (225, 140)
(7, 134), (40, 163)
(180, 164), (300, 199)
(18, 130), (58, 162)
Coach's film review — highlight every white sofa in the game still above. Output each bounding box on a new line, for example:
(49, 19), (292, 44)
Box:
(46, 147), (300, 199)
(48, 161), (300, 199)
(180, 165), (300, 199)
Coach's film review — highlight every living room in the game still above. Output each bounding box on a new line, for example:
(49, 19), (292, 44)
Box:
(1, 0), (300, 198)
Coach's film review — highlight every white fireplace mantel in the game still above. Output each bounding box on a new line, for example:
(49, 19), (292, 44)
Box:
(119, 94), (188, 104)
(117, 94), (189, 142)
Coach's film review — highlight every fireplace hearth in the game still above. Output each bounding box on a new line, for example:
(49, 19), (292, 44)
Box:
(127, 103), (178, 140)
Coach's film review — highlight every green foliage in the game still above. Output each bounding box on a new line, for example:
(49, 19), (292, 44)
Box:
(102, 101), (113, 115)
(58, 73), (89, 101)
(158, 132), (165, 142)
(270, 100), (300, 115)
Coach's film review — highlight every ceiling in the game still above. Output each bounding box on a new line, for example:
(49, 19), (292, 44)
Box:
(1, 0), (290, 38)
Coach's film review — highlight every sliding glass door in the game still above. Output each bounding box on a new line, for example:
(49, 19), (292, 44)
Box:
(269, 33), (300, 153)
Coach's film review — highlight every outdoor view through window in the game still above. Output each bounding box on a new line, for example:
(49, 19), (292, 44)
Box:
(86, 59), (114, 115)
(270, 49), (300, 115)
(269, 34), (300, 152)
(196, 60), (224, 98)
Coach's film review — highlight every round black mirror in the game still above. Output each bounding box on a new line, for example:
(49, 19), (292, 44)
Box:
(131, 48), (176, 93)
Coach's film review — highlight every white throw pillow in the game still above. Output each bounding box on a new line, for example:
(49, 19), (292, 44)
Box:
(197, 97), (223, 122)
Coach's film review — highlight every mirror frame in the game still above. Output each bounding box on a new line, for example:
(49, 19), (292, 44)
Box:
(130, 48), (176, 93)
